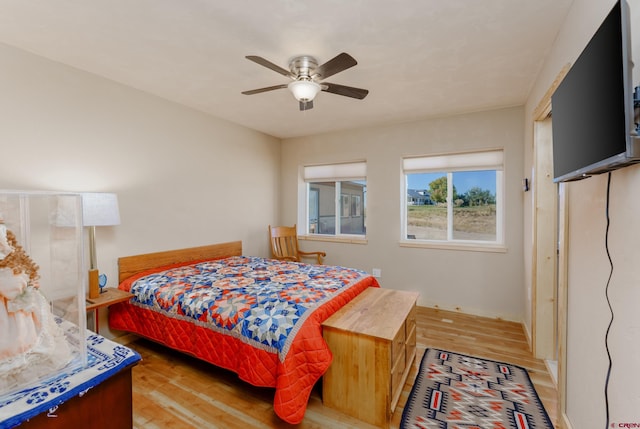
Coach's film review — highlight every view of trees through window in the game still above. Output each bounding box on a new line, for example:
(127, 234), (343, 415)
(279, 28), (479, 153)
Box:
(406, 171), (497, 241)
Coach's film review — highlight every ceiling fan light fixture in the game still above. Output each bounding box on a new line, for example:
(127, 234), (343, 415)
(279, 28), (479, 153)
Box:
(243, 53), (367, 110)
(288, 80), (321, 102)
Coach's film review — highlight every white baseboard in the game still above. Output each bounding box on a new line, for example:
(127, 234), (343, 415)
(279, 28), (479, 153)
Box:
(522, 321), (533, 352)
(561, 412), (572, 429)
(544, 359), (558, 387)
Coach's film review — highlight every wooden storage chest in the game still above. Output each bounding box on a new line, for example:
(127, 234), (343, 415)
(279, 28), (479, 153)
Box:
(322, 287), (419, 428)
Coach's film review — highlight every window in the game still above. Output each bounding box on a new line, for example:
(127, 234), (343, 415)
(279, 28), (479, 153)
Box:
(341, 194), (350, 217)
(402, 150), (503, 245)
(304, 162), (366, 236)
(351, 195), (361, 216)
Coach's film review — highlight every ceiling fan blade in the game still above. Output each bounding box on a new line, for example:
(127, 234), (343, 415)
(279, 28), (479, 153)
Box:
(245, 55), (293, 78)
(241, 84), (288, 95)
(315, 53), (357, 80)
(322, 82), (369, 100)
(299, 100), (314, 111)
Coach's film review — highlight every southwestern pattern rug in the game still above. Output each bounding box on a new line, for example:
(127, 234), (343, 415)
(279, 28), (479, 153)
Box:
(400, 348), (554, 429)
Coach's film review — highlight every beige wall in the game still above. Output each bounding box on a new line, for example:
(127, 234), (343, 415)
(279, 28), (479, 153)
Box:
(0, 42), (281, 337)
(282, 106), (525, 321)
(524, 0), (640, 426)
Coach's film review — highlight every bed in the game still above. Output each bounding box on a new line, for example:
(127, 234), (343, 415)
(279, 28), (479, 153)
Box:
(107, 241), (379, 424)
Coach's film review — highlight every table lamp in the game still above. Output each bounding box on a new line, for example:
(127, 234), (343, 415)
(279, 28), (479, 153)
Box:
(82, 193), (120, 299)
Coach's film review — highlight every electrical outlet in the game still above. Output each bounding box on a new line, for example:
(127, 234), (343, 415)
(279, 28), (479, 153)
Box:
(372, 268), (381, 278)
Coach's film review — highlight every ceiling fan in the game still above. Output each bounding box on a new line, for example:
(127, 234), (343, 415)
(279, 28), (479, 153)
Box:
(241, 52), (369, 111)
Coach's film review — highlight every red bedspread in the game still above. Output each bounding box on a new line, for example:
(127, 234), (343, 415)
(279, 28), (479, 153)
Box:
(108, 256), (379, 423)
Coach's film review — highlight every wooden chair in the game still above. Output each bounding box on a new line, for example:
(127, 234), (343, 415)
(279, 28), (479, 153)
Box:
(269, 224), (326, 264)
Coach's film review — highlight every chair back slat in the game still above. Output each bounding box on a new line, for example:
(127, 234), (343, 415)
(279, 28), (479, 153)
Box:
(269, 225), (300, 261)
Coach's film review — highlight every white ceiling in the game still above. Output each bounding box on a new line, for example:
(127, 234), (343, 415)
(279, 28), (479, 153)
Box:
(0, 0), (573, 139)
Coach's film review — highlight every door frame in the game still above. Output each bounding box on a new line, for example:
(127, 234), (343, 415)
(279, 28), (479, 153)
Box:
(532, 115), (557, 360)
(531, 63), (571, 427)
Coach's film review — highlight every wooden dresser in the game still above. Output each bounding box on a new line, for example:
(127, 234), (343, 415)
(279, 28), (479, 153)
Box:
(19, 364), (136, 429)
(322, 287), (419, 428)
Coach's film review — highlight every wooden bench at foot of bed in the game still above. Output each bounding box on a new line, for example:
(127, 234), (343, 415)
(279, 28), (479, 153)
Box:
(322, 287), (419, 428)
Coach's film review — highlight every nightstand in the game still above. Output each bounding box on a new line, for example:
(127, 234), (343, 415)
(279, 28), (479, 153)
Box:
(86, 288), (133, 333)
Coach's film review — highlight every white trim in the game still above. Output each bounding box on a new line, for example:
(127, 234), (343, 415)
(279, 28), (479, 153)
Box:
(399, 240), (507, 253)
(299, 234), (367, 245)
(561, 413), (573, 429)
(495, 169), (505, 243)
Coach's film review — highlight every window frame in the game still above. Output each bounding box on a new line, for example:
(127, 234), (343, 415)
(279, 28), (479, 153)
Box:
(351, 194), (362, 217)
(341, 193), (350, 218)
(401, 149), (506, 251)
(301, 161), (367, 241)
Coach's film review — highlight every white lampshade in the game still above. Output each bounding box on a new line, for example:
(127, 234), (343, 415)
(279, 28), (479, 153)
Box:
(82, 193), (120, 226)
(288, 80), (321, 101)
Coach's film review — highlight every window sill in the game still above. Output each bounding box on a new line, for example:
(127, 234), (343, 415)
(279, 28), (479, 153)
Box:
(399, 240), (507, 253)
(299, 235), (368, 245)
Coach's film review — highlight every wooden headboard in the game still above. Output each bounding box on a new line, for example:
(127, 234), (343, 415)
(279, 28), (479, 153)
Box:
(118, 241), (243, 283)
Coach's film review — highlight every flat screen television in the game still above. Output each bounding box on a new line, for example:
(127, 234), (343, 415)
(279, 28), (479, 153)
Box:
(551, 0), (640, 183)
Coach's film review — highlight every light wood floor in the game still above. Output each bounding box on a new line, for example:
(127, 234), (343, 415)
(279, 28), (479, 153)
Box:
(121, 306), (558, 428)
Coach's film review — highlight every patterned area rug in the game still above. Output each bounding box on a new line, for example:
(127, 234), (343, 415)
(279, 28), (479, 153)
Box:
(400, 348), (554, 429)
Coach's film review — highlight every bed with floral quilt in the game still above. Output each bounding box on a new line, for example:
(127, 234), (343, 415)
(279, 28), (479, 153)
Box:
(108, 241), (379, 424)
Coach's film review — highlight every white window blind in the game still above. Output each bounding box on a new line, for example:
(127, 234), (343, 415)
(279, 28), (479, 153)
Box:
(403, 150), (503, 173)
(304, 162), (367, 182)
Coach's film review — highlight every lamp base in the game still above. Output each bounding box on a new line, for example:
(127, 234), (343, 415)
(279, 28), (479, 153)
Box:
(88, 269), (100, 299)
